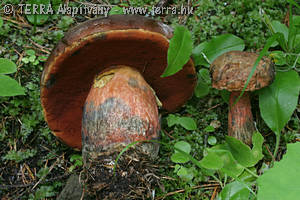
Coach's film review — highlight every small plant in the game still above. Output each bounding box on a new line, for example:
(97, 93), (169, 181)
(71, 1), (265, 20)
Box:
(0, 58), (25, 97)
(69, 154), (83, 172)
(2, 149), (37, 163)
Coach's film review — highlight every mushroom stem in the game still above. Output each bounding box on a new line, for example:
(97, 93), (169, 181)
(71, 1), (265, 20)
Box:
(81, 66), (160, 197)
(228, 91), (255, 145)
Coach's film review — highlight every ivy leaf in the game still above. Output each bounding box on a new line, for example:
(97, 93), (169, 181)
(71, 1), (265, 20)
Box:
(259, 71), (300, 136)
(0, 58), (17, 74)
(257, 142), (300, 200)
(192, 34), (245, 67)
(161, 26), (193, 77)
(0, 75), (25, 96)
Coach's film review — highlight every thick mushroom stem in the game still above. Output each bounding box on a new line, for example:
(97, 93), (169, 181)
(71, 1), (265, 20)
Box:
(82, 66), (160, 160)
(81, 66), (160, 196)
(228, 91), (255, 145)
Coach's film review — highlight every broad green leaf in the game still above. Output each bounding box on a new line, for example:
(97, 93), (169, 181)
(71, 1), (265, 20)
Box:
(194, 68), (211, 98)
(161, 26), (193, 77)
(192, 34), (245, 67)
(225, 136), (255, 167)
(259, 71), (300, 135)
(26, 0), (50, 25)
(0, 75), (25, 96)
(199, 151), (223, 170)
(257, 142), (300, 200)
(192, 41), (209, 66)
(226, 132), (264, 167)
(178, 117), (197, 130)
(0, 58), (17, 74)
(271, 21), (289, 42)
(174, 141), (191, 154)
(209, 144), (244, 178)
(171, 141), (191, 163)
(217, 181), (251, 200)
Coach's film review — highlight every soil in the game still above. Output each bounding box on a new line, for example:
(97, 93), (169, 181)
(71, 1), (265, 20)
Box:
(58, 148), (160, 200)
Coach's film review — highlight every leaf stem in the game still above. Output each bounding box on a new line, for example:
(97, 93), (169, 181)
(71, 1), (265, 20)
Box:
(244, 167), (259, 178)
(272, 133), (281, 165)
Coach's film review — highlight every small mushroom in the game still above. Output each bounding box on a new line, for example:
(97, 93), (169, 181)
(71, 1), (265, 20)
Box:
(210, 51), (274, 144)
(41, 15), (197, 197)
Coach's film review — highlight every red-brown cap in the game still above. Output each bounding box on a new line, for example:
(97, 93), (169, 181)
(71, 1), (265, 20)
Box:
(41, 15), (196, 149)
(210, 51), (274, 91)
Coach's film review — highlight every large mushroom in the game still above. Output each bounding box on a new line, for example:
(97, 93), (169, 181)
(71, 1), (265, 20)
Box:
(41, 15), (196, 197)
(210, 51), (274, 144)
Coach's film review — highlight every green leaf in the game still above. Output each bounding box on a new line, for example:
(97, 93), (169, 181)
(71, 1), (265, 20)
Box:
(250, 132), (264, 163)
(238, 167), (257, 183)
(166, 114), (179, 127)
(207, 136), (217, 145)
(226, 132), (264, 167)
(177, 117), (197, 130)
(177, 166), (195, 181)
(0, 58), (17, 74)
(0, 75), (25, 96)
(192, 34), (245, 67)
(109, 6), (124, 15)
(161, 26), (193, 77)
(271, 21), (289, 42)
(217, 181), (251, 200)
(194, 68), (211, 98)
(199, 151), (223, 170)
(209, 144), (245, 178)
(259, 71), (300, 135)
(26, 0), (50, 25)
(174, 141), (191, 154)
(225, 136), (255, 167)
(269, 51), (287, 66)
(257, 142), (300, 200)
(171, 141), (191, 163)
(0, 16), (3, 28)
(204, 125), (215, 133)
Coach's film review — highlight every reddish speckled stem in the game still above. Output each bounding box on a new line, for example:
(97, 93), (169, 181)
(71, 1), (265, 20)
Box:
(228, 91), (255, 145)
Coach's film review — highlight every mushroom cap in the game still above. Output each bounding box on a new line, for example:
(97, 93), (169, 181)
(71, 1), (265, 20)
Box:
(210, 51), (274, 91)
(41, 15), (196, 149)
